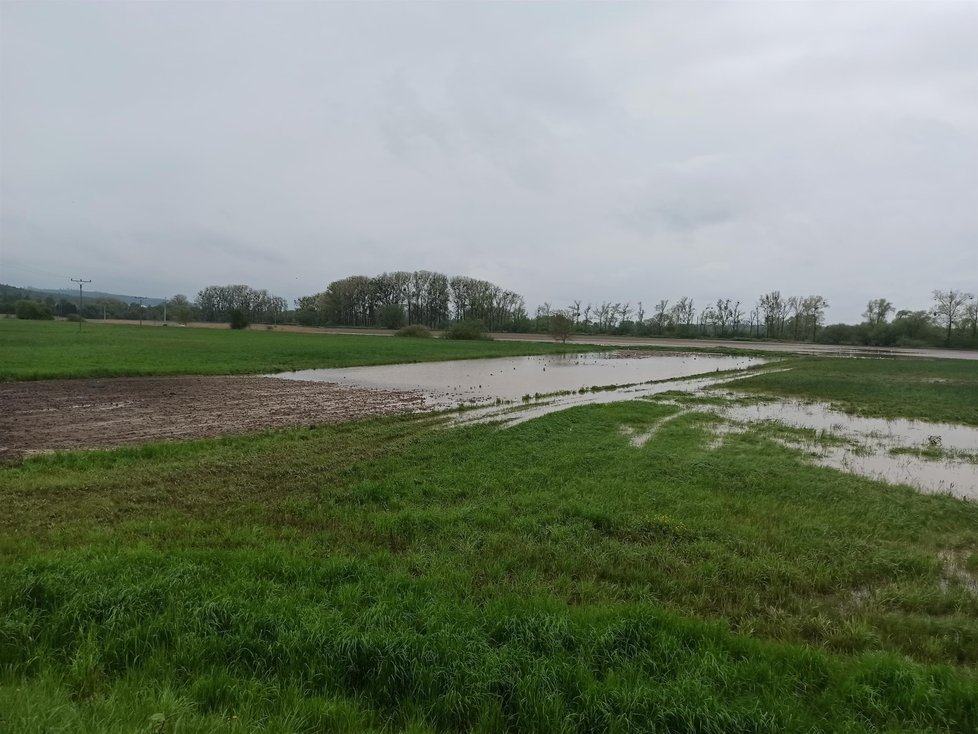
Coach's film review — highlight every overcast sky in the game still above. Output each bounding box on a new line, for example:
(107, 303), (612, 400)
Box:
(2, 1), (976, 322)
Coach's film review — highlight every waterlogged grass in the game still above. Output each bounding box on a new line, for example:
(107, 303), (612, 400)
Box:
(2, 404), (977, 731)
(0, 319), (604, 381)
(725, 357), (978, 426)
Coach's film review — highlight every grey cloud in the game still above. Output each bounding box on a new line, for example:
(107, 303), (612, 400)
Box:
(2, 1), (976, 321)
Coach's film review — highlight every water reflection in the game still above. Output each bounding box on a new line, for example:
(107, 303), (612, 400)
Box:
(273, 352), (766, 405)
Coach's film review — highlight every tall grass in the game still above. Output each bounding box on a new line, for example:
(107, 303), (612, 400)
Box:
(3, 551), (974, 732)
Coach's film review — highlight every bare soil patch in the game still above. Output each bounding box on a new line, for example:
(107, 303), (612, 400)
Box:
(0, 375), (425, 461)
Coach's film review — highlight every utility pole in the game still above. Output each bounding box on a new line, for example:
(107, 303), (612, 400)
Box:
(136, 296), (144, 326)
(71, 278), (91, 331)
(163, 299), (167, 324)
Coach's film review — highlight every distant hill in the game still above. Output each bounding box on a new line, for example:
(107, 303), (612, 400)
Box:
(1, 283), (166, 306)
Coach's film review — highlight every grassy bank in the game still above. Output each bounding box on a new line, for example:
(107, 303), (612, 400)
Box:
(3, 400), (977, 731)
(726, 357), (978, 425)
(0, 319), (606, 381)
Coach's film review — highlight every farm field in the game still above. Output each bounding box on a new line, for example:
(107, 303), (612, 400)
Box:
(1, 324), (977, 732)
(0, 319), (607, 381)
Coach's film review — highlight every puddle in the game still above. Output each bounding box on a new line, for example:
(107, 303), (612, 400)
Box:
(695, 397), (978, 501)
(273, 352), (766, 406)
(810, 446), (978, 500)
(718, 401), (978, 454)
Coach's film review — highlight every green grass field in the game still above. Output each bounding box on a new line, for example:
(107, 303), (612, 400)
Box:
(0, 319), (604, 381)
(2, 322), (977, 731)
(3, 399), (978, 731)
(726, 357), (978, 425)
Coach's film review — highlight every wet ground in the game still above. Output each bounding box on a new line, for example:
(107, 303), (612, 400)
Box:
(640, 396), (978, 501)
(714, 399), (978, 500)
(0, 375), (424, 461)
(5, 351), (975, 501)
(283, 352), (975, 501)
(447, 372), (978, 502)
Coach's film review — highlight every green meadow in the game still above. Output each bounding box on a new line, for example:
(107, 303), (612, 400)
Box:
(1, 322), (977, 732)
(0, 319), (603, 381)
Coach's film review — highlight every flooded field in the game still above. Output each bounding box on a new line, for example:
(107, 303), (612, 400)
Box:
(474, 389), (977, 502)
(274, 352), (978, 501)
(12, 350), (970, 502)
(273, 352), (767, 405)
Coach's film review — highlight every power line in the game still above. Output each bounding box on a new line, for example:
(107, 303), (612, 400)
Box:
(70, 278), (91, 331)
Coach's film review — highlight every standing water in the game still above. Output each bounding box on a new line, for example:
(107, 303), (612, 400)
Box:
(272, 352), (767, 406)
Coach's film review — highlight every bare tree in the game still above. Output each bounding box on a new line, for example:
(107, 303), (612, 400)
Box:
(932, 289), (974, 346)
(787, 296), (802, 339)
(700, 305), (717, 337)
(757, 291), (787, 338)
(730, 301), (744, 336)
(595, 302), (611, 331)
(800, 295), (829, 341)
(713, 298), (732, 337)
(671, 297), (695, 329)
(964, 297), (978, 340)
(653, 299), (669, 335)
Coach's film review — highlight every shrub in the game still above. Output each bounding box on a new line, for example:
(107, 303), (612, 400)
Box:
(15, 299), (53, 320)
(228, 309), (249, 330)
(444, 319), (491, 340)
(395, 324), (433, 338)
(549, 313), (574, 343)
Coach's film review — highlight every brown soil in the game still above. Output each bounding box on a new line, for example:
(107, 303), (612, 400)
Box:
(0, 375), (426, 461)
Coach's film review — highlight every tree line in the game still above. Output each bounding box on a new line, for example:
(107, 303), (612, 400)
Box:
(819, 291), (977, 349)
(535, 291), (830, 341)
(5, 279), (975, 349)
(0, 283), (287, 327)
(194, 285), (288, 325)
(540, 290), (975, 348)
(294, 271), (526, 331)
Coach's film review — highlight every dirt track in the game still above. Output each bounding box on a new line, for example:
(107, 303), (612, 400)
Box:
(0, 375), (425, 461)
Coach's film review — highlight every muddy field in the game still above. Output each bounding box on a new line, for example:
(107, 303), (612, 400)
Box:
(0, 375), (425, 461)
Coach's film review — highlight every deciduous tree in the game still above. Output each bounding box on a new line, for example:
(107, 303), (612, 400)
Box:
(863, 298), (894, 326)
(549, 312), (574, 343)
(931, 289), (974, 346)
(757, 291), (788, 338)
(800, 295), (829, 341)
